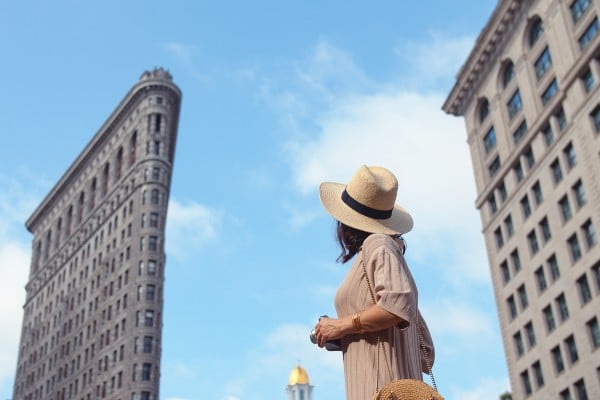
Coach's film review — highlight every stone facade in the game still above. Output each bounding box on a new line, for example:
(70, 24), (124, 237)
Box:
(12, 68), (181, 400)
(444, 1), (600, 399)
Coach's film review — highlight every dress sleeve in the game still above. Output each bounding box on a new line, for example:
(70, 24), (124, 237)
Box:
(364, 235), (415, 327)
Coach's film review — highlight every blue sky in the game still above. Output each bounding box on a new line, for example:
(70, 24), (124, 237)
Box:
(0, 1), (510, 399)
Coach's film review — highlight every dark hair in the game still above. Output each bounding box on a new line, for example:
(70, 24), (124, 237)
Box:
(336, 222), (371, 263)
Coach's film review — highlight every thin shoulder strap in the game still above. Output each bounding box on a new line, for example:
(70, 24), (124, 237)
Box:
(361, 251), (438, 393)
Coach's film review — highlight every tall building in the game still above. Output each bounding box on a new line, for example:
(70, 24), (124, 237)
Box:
(443, 1), (600, 399)
(12, 68), (181, 400)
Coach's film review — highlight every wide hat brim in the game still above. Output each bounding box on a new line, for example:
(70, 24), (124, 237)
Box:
(319, 182), (413, 235)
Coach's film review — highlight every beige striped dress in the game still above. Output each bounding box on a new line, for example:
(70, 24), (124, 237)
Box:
(334, 234), (435, 400)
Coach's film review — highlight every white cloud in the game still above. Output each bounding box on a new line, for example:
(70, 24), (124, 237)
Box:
(165, 198), (224, 261)
(0, 241), (29, 388)
(221, 323), (343, 399)
(421, 300), (497, 343)
(394, 32), (476, 88)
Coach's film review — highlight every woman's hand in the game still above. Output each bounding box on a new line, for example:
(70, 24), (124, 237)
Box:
(313, 316), (351, 348)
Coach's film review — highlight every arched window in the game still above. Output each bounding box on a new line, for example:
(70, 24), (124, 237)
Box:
(479, 98), (490, 123)
(102, 163), (110, 196)
(529, 18), (544, 47)
(78, 191), (85, 223)
(90, 178), (97, 211)
(503, 61), (516, 88)
(115, 147), (123, 182)
(129, 131), (137, 167)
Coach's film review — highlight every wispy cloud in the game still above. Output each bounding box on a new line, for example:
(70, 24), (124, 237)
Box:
(161, 41), (209, 83)
(165, 198), (224, 261)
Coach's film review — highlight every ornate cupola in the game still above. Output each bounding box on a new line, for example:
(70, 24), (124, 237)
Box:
(286, 364), (313, 400)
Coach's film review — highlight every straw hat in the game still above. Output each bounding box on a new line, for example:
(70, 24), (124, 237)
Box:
(319, 165), (413, 235)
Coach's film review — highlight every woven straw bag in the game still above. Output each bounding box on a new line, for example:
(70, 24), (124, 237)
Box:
(362, 251), (444, 400)
(372, 378), (444, 400)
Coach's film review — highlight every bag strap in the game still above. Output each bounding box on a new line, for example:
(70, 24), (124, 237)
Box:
(361, 253), (438, 393)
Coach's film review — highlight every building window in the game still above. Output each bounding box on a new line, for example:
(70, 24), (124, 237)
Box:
(529, 18), (544, 47)
(507, 89), (522, 119)
(534, 47), (552, 79)
(582, 219), (597, 248)
(151, 189), (160, 205)
(503, 62), (516, 88)
(518, 284), (529, 309)
(129, 131), (137, 166)
(548, 254), (560, 281)
(582, 68), (595, 92)
(571, 0), (591, 23)
(535, 266), (547, 293)
(511, 249), (522, 273)
(146, 284), (155, 301)
(507, 295), (518, 320)
(568, 234), (582, 262)
(551, 158), (563, 184)
(149, 213), (159, 228)
(143, 336), (153, 353)
(500, 261), (511, 284)
(559, 195), (572, 222)
(524, 147), (535, 168)
(577, 274), (592, 305)
(527, 230), (539, 255)
(520, 369), (532, 397)
(542, 124), (554, 145)
(514, 331), (524, 357)
(513, 120), (528, 144)
(498, 182), (508, 202)
(565, 335), (578, 364)
(142, 363), (151, 381)
(484, 127), (496, 153)
(532, 181), (543, 205)
(149, 236), (158, 251)
(479, 99), (490, 122)
(563, 142), (577, 169)
(488, 194), (498, 215)
(489, 156), (501, 177)
(514, 160), (524, 182)
(587, 317), (600, 349)
(539, 217), (551, 242)
(532, 360), (544, 388)
(504, 215), (514, 237)
(521, 195), (532, 219)
(551, 345), (565, 374)
(494, 227), (504, 249)
(115, 147), (123, 182)
(541, 79), (558, 105)
(572, 180), (587, 207)
(141, 392), (150, 400)
(148, 260), (156, 276)
(144, 310), (154, 327)
(556, 106), (567, 130)
(555, 293), (569, 322)
(580, 17), (600, 49)
(525, 321), (536, 348)
(574, 379), (588, 400)
(591, 105), (600, 132)
(543, 304), (556, 332)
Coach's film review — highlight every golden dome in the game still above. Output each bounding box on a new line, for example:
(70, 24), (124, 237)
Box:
(288, 364), (310, 385)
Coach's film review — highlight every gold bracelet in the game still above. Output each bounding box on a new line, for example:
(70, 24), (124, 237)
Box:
(352, 313), (364, 334)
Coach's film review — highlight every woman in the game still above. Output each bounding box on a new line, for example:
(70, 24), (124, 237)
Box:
(313, 165), (435, 400)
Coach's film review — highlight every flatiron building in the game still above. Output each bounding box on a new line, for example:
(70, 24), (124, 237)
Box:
(12, 68), (181, 400)
(444, 0), (600, 399)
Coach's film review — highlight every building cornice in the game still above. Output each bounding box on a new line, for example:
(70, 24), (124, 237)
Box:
(443, 0), (524, 116)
